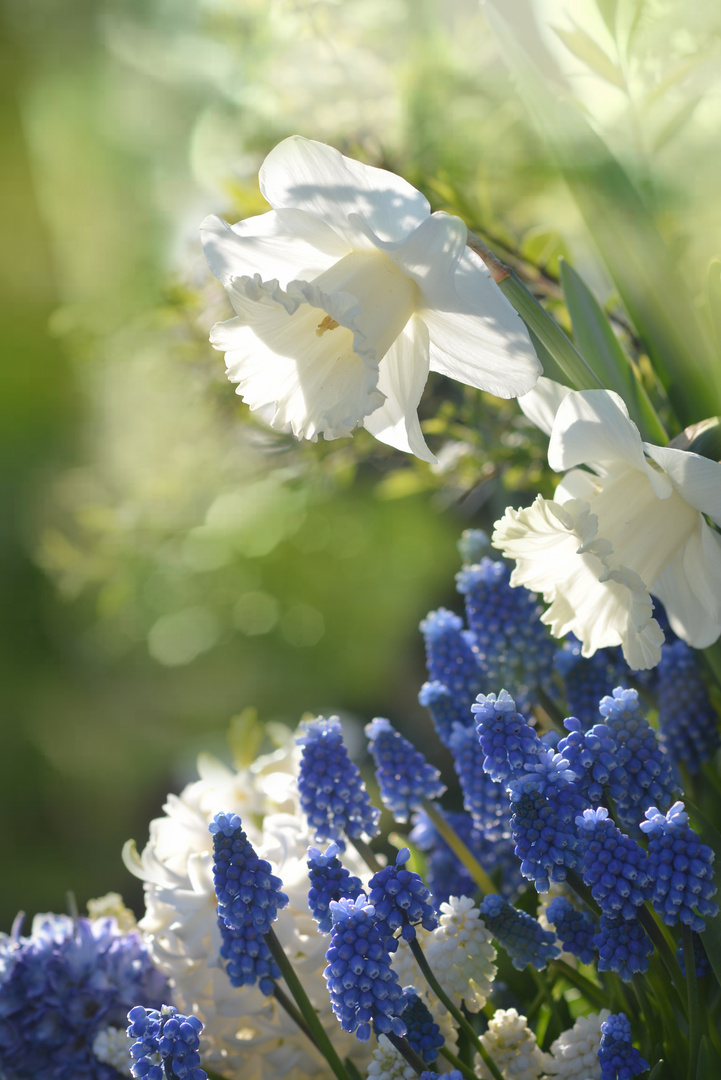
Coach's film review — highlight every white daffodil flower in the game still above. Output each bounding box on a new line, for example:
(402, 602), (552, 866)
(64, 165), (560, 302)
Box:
(493, 380), (721, 669)
(201, 136), (540, 462)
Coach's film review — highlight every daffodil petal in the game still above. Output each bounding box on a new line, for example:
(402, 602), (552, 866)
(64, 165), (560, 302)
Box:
(652, 517), (721, 648)
(421, 246), (541, 398)
(548, 389), (648, 472)
(643, 443), (721, 527)
(200, 209), (349, 289)
(554, 468), (600, 503)
(209, 274), (384, 441)
(518, 376), (573, 437)
(493, 496), (664, 669)
(259, 136), (430, 246)
(363, 315), (436, 463)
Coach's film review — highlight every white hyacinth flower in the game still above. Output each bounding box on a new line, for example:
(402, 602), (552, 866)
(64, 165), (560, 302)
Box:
(424, 896), (497, 1013)
(366, 1035), (419, 1080)
(493, 381), (721, 669)
(477, 1008), (550, 1080)
(123, 737), (371, 1080)
(93, 1026), (133, 1076)
(201, 136), (540, 462)
(543, 1010), (610, 1079)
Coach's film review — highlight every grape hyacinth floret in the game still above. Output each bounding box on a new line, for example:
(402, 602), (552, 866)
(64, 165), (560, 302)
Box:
(576, 808), (651, 919)
(640, 801), (718, 931)
(447, 721), (512, 839)
(367, 848), (438, 951)
(0, 912), (168, 1080)
(297, 717), (381, 847)
(420, 608), (482, 711)
(210, 812), (288, 934)
(399, 987), (444, 1062)
(456, 557), (555, 713)
(307, 842), (364, 933)
(598, 1012), (648, 1080)
(593, 915), (654, 982)
(472, 690), (542, 783)
(218, 914), (280, 996)
(365, 717), (445, 823)
(127, 1004), (207, 1080)
(324, 895), (407, 1042)
(479, 894), (559, 970)
(554, 637), (628, 732)
(544, 1010), (610, 1078)
(598, 688), (680, 829)
(556, 718), (627, 807)
(423, 895), (497, 1013)
(656, 639), (720, 774)
(545, 895), (598, 965)
(507, 750), (585, 892)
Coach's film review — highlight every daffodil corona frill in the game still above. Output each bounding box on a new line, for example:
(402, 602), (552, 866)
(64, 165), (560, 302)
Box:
(493, 382), (721, 669)
(201, 136), (540, 462)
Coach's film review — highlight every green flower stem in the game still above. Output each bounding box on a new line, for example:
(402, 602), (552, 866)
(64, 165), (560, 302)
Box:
(408, 937), (504, 1080)
(421, 799), (496, 895)
(466, 233), (602, 392)
(550, 959), (607, 1011)
(386, 1032), (427, 1075)
(264, 926), (352, 1080)
(564, 870), (601, 916)
(272, 982), (320, 1048)
(529, 967), (563, 1033)
(635, 906), (688, 1010)
(350, 836), (383, 874)
(682, 925), (700, 1080)
(439, 1043), (479, 1080)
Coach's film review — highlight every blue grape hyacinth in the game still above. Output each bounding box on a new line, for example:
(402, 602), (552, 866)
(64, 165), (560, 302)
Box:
(127, 1004), (207, 1080)
(0, 912), (168, 1080)
(479, 894), (559, 970)
(367, 847), (438, 951)
(598, 1012), (648, 1080)
(307, 842), (364, 933)
(640, 801), (718, 932)
(365, 717), (445, 822)
(545, 895), (597, 965)
(575, 808), (651, 919)
(323, 895), (406, 1042)
(399, 987), (445, 1063)
(297, 717), (381, 847)
(657, 639), (720, 774)
(472, 690), (542, 783)
(593, 914), (654, 982)
(447, 720), (512, 839)
(598, 688), (680, 829)
(210, 812), (288, 934)
(456, 557), (555, 712)
(507, 749), (585, 892)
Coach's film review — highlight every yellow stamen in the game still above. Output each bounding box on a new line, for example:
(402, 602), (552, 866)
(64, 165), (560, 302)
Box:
(316, 314), (339, 336)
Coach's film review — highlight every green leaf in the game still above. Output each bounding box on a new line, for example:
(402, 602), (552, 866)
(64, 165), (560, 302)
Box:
(483, 3), (721, 427)
(552, 23), (625, 88)
(648, 1060), (667, 1080)
(696, 1036), (721, 1077)
(595, 0), (618, 36)
(706, 259), (721, 348)
(560, 259), (667, 442)
(521, 226), (570, 278)
(652, 96), (702, 154)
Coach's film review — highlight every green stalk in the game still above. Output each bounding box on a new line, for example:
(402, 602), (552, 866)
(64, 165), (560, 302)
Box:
(408, 937), (504, 1080)
(467, 233), (602, 391)
(636, 906), (688, 1010)
(529, 967), (563, 1033)
(550, 959), (608, 1011)
(386, 1033), (426, 1075)
(439, 1044), (480, 1080)
(421, 799), (496, 895)
(350, 836), (383, 874)
(264, 927), (352, 1080)
(682, 926), (700, 1080)
(272, 982), (319, 1048)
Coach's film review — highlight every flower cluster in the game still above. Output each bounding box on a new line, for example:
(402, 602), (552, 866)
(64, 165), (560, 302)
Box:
(127, 1005), (207, 1080)
(0, 911), (168, 1080)
(297, 717), (381, 847)
(366, 847), (438, 950)
(365, 717), (445, 822)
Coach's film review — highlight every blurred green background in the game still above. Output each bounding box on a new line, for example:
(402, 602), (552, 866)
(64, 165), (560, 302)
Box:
(3, 0), (721, 928)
